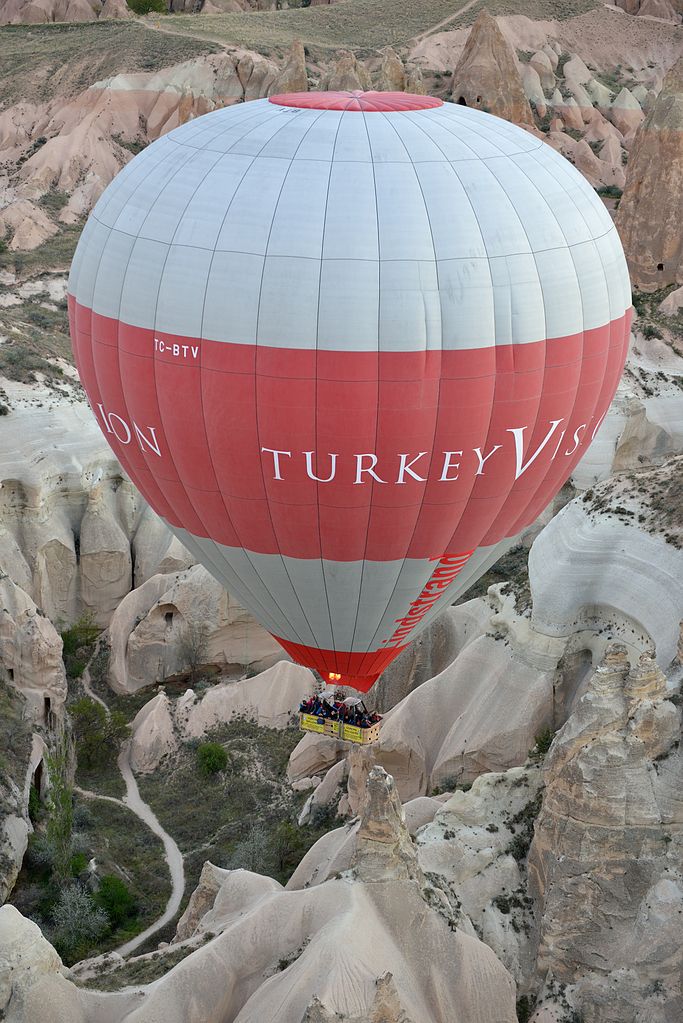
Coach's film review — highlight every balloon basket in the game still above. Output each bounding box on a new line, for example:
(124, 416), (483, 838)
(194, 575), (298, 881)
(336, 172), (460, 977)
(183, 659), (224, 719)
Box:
(298, 688), (382, 745)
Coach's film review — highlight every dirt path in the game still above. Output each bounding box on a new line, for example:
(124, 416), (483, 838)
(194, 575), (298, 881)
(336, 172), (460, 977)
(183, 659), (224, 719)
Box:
(136, 15), (234, 51)
(411, 0), (481, 45)
(78, 654), (185, 957)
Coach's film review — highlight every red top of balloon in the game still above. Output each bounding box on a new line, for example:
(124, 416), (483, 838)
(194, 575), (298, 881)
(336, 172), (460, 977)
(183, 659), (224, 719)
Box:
(268, 90), (444, 112)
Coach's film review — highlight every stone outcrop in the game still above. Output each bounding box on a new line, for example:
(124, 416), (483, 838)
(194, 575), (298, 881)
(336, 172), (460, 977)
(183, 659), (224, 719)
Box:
(371, 586), (561, 799)
(613, 0), (682, 20)
(128, 691), (177, 774)
(352, 767), (424, 884)
(527, 645), (683, 1021)
(451, 10), (533, 124)
(107, 564), (282, 693)
(0, 199), (58, 251)
(129, 661), (313, 772)
(320, 51), (372, 92)
(0, 389), (144, 627)
(0, 575), (66, 723)
(269, 40), (308, 95)
(417, 764), (544, 983)
(609, 85), (645, 135)
(616, 56), (683, 291)
(0, 0), (124, 24)
(530, 459), (683, 669)
(370, 601), (490, 713)
(1, 769), (517, 1023)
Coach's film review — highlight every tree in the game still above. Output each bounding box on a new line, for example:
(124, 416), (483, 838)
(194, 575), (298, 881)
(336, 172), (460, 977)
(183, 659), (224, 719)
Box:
(229, 825), (269, 873)
(177, 621), (210, 681)
(197, 741), (228, 776)
(70, 698), (129, 770)
(51, 884), (109, 960)
(94, 875), (136, 927)
(44, 739), (74, 887)
(270, 821), (306, 878)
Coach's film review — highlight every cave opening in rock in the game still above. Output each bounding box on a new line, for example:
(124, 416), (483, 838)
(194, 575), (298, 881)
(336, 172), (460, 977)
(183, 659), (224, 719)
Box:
(165, 611), (174, 627)
(457, 97), (467, 106)
(43, 695), (51, 724)
(657, 263), (664, 271)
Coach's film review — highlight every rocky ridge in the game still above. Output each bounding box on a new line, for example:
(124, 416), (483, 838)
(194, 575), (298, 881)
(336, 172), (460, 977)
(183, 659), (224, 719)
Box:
(0, 766), (518, 1023)
(616, 55), (683, 291)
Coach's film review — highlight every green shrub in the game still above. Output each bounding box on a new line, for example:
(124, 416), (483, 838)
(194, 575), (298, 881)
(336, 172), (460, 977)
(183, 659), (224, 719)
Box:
(530, 727), (555, 759)
(0, 403), (9, 416)
(70, 698), (129, 770)
(126, 0), (166, 13)
(28, 783), (41, 823)
(94, 875), (136, 927)
(70, 851), (88, 876)
(196, 741), (228, 776)
(60, 612), (100, 657)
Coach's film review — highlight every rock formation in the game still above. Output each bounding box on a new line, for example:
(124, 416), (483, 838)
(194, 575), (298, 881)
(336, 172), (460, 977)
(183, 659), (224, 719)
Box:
(0, 768), (517, 1023)
(108, 563), (283, 693)
(527, 644), (683, 1021)
(613, 0), (682, 21)
(129, 661), (314, 772)
(320, 51), (372, 92)
(351, 767), (424, 884)
(0, 575), (66, 723)
(0, 0), (130, 24)
(451, 10), (533, 124)
(269, 40), (308, 95)
(530, 459), (683, 669)
(616, 56), (683, 290)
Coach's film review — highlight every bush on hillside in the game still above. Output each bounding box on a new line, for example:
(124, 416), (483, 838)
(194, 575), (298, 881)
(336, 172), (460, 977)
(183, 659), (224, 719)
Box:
(196, 741), (228, 776)
(51, 884), (109, 961)
(94, 875), (137, 927)
(127, 0), (166, 14)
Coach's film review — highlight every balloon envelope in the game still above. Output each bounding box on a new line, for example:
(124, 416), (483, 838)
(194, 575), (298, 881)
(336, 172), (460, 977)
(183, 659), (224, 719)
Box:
(68, 91), (631, 691)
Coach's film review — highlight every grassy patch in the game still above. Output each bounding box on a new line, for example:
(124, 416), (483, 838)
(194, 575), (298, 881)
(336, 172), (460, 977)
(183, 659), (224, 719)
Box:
(0, 22), (220, 107)
(10, 796), (170, 961)
(632, 285), (683, 348)
(137, 718), (336, 901)
(166, 0), (597, 56)
(78, 940), (201, 991)
(0, 223), (83, 279)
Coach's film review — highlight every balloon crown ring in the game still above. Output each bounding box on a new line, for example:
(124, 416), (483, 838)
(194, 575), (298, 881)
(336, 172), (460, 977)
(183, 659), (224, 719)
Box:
(268, 90), (444, 112)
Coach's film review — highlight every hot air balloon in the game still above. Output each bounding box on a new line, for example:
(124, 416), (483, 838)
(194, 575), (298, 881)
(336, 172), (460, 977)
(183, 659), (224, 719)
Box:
(68, 90), (631, 695)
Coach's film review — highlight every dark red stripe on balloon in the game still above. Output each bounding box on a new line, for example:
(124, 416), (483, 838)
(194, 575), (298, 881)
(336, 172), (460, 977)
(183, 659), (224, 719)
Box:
(269, 91), (444, 113)
(273, 636), (408, 692)
(69, 299), (630, 562)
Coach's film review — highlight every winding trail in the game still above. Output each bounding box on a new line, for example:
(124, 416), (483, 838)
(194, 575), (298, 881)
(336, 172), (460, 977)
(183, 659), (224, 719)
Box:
(79, 657), (185, 957)
(410, 0), (481, 46)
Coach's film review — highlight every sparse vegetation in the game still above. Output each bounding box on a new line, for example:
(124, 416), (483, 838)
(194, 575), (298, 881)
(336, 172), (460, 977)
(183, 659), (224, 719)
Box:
(530, 728), (555, 760)
(454, 544), (532, 611)
(504, 791), (544, 862)
(0, 22), (219, 108)
(163, 0), (598, 56)
(137, 718), (339, 897)
(177, 621), (210, 682)
(60, 612), (101, 679)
